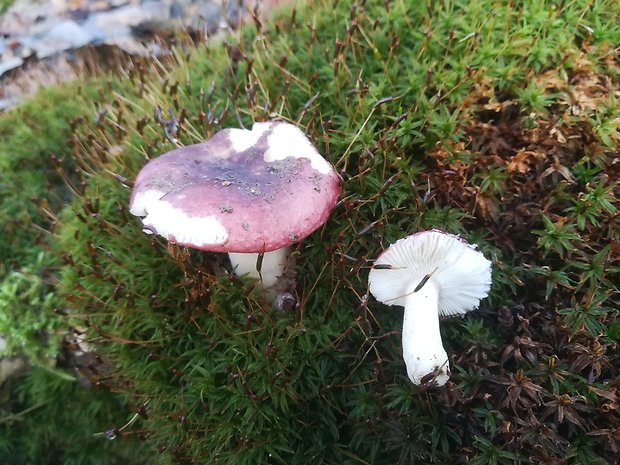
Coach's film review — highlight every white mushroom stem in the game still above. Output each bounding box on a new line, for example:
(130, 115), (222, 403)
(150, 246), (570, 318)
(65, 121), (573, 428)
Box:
(402, 281), (450, 386)
(228, 247), (290, 290)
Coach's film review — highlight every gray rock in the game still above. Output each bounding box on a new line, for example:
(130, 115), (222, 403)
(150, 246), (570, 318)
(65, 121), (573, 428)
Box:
(186, 1), (222, 31)
(0, 97), (21, 112)
(31, 19), (96, 58)
(0, 0), (267, 113)
(0, 0), (54, 35)
(84, 2), (170, 33)
(0, 56), (24, 77)
(82, 20), (132, 43)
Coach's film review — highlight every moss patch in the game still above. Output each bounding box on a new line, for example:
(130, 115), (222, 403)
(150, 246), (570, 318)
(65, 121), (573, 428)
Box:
(4, 0), (619, 463)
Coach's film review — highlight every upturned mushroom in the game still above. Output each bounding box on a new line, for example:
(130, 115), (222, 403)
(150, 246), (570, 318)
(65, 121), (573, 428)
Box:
(129, 121), (340, 294)
(368, 230), (492, 386)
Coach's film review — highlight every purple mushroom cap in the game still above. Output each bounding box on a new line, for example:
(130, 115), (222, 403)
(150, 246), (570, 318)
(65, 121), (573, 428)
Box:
(129, 121), (341, 253)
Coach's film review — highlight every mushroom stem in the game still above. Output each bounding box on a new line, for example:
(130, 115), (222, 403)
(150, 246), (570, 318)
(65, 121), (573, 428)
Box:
(228, 247), (290, 291)
(402, 281), (450, 386)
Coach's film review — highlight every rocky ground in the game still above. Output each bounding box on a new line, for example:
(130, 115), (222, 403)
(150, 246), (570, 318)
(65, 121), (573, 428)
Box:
(0, 0), (288, 110)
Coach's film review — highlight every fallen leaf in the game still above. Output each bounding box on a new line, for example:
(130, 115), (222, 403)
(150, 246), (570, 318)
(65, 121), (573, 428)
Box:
(507, 150), (545, 173)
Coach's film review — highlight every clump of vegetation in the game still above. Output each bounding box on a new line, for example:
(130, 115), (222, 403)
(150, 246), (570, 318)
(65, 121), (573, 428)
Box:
(0, 0), (12, 14)
(0, 84), (97, 265)
(0, 366), (150, 465)
(0, 81), (151, 464)
(0, 84), (102, 363)
(0, 79), (126, 365)
(1, 0), (619, 463)
(0, 253), (60, 364)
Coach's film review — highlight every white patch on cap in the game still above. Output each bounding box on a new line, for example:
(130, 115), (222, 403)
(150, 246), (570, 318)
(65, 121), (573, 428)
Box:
(229, 122), (273, 152)
(263, 123), (332, 174)
(132, 189), (228, 247)
(130, 189), (166, 217)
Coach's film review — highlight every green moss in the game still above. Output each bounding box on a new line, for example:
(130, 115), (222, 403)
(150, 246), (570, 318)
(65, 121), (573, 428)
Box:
(0, 81), (108, 265)
(0, 253), (61, 364)
(0, 0), (12, 14)
(0, 80), (151, 463)
(3, 0), (617, 463)
(0, 367), (150, 465)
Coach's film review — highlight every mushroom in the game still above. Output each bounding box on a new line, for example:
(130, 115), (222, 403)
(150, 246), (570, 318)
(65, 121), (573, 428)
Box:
(129, 121), (340, 295)
(368, 230), (492, 386)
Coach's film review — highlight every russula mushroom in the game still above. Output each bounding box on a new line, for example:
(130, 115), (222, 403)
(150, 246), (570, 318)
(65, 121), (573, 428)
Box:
(368, 230), (492, 386)
(129, 121), (340, 294)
